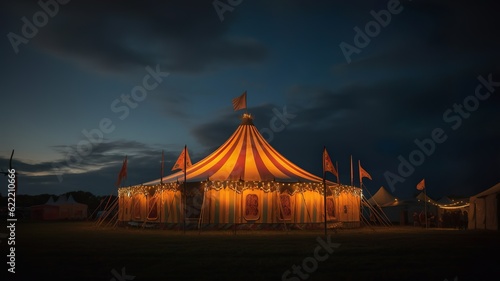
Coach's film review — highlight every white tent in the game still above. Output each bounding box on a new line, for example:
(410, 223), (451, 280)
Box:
(469, 182), (500, 230)
(367, 186), (400, 207)
(365, 187), (441, 225)
(364, 186), (409, 225)
(31, 194), (88, 220)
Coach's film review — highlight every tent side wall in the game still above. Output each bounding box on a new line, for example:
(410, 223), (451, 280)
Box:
(336, 192), (360, 223)
(199, 188), (360, 226)
(119, 190), (182, 224)
(30, 205), (60, 220)
(468, 183), (500, 231)
(468, 197), (480, 229)
(118, 185), (361, 227)
(292, 190), (322, 223)
(469, 195), (497, 230)
(485, 193), (498, 230)
(201, 189), (277, 224)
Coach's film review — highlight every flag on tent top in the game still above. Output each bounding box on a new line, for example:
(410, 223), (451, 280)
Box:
(323, 147), (338, 177)
(358, 161), (372, 183)
(115, 156), (127, 187)
(172, 145), (192, 171)
(232, 91), (247, 111)
(417, 179), (425, 190)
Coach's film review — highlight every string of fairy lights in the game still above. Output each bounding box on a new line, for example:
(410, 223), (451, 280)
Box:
(416, 198), (470, 209)
(118, 180), (362, 197)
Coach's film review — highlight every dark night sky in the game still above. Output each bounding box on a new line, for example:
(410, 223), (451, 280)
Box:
(1, 0), (499, 201)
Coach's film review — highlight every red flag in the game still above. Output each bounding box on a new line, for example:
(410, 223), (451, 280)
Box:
(359, 161), (372, 183)
(232, 91), (247, 111)
(323, 147), (338, 177)
(115, 156), (127, 187)
(172, 146), (192, 171)
(417, 179), (425, 190)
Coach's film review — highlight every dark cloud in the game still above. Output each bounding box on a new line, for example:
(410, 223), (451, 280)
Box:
(188, 67), (500, 199)
(2, 0), (267, 74)
(0, 139), (187, 195)
(2, 0), (499, 201)
(151, 88), (191, 119)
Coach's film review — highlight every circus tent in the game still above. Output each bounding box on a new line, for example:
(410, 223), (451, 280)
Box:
(118, 113), (361, 229)
(143, 115), (327, 184)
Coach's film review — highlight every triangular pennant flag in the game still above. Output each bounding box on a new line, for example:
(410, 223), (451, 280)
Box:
(172, 146), (192, 171)
(232, 91), (247, 111)
(323, 147), (338, 177)
(417, 179), (425, 190)
(115, 156), (127, 187)
(359, 161), (372, 183)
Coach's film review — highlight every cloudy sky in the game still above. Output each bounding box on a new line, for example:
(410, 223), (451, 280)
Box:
(1, 0), (499, 200)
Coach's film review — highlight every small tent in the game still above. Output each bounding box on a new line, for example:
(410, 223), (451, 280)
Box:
(367, 186), (399, 207)
(365, 186), (418, 225)
(30, 194), (88, 220)
(365, 187), (445, 225)
(30, 196), (60, 220)
(468, 182), (500, 230)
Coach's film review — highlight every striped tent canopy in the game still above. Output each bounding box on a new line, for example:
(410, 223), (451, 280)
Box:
(143, 113), (325, 185)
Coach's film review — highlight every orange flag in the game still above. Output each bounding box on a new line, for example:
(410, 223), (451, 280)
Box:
(115, 156), (127, 187)
(323, 147), (338, 177)
(417, 179), (425, 190)
(172, 146), (192, 171)
(358, 160), (372, 183)
(232, 91), (247, 111)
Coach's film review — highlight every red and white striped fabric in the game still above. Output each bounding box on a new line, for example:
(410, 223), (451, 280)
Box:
(143, 116), (323, 185)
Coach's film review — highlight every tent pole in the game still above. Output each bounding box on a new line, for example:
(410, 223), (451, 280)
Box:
(301, 190), (313, 223)
(198, 186), (207, 234)
(350, 155), (353, 187)
(183, 145), (187, 234)
(160, 191), (163, 229)
(323, 172), (327, 238)
(141, 195), (158, 229)
(424, 187), (428, 229)
(233, 186), (237, 235)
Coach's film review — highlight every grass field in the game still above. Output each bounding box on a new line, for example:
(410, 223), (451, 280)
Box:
(3, 221), (499, 281)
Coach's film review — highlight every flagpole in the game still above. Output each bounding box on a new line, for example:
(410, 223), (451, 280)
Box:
(245, 90), (248, 115)
(424, 182), (428, 229)
(323, 146), (327, 238)
(160, 150), (164, 229)
(183, 145), (187, 234)
(350, 155), (353, 187)
(336, 161), (339, 184)
(358, 160), (362, 189)
(161, 150), (164, 185)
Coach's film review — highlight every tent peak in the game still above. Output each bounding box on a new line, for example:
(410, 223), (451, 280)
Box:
(240, 112), (254, 125)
